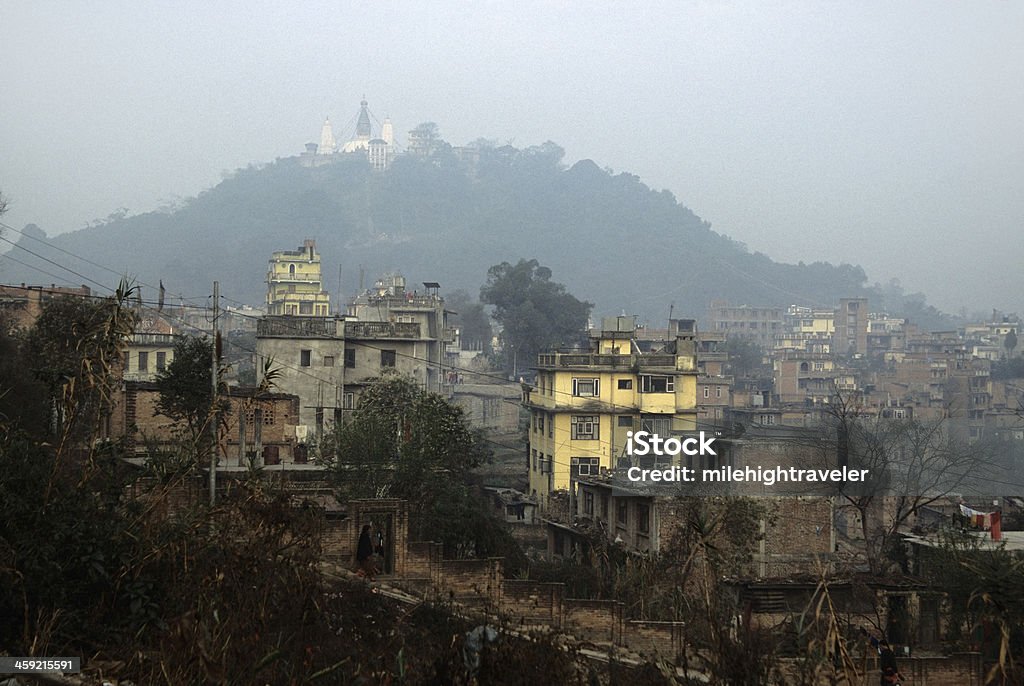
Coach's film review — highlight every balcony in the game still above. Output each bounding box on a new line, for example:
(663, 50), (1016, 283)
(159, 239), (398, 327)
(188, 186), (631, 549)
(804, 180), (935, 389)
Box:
(257, 317), (340, 338)
(267, 272), (322, 283)
(536, 352), (682, 370)
(131, 332), (176, 346)
(345, 321), (421, 339)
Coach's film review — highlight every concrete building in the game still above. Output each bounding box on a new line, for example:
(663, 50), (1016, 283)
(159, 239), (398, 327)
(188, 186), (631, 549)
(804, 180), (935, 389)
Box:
(255, 315), (347, 436)
(707, 300), (783, 350)
(345, 274), (453, 395)
(123, 308), (177, 382)
(524, 316), (699, 507)
(0, 283), (92, 330)
(255, 271), (455, 440)
(834, 297), (869, 357)
(266, 240), (331, 317)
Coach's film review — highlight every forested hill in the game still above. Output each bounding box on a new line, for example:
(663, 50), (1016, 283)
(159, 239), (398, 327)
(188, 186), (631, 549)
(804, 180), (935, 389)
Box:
(2, 141), (949, 327)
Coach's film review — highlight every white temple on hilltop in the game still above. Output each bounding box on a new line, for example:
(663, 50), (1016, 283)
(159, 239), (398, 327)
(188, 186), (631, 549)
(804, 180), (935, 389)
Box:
(302, 98), (396, 171)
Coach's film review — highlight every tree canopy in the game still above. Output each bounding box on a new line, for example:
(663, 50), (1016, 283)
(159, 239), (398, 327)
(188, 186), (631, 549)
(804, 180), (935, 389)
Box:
(155, 335), (224, 453)
(480, 259), (592, 376)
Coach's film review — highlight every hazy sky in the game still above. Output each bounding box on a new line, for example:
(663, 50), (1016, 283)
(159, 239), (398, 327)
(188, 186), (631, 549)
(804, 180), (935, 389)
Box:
(2, 1), (1022, 314)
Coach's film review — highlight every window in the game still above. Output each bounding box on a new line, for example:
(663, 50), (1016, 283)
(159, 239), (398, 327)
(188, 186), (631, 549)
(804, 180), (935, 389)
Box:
(617, 500), (628, 525)
(300, 349), (311, 367)
(572, 378), (599, 397)
(600, 494), (609, 519)
(716, 386), (722, 398)
(571, 457), (599, 477)
(323, 355), (335, 367)
(532, 449), (538, 471)
(156, 351), (166, 372)
(262, 406), (275, 425)
(617, 415), (634, 428)
(703, 386), (710, 398)
(138, 351), (149, 372)
(617, 379), (633, 390)
(343, 393), (355, 410)
(381, 349), (396, 367)
(640, 375), (674, 393)
(641, 416), (671, 436)
(344, 348), (355, 368)
(584, 492), (594, 516)
(537, 412), (545, 434)
(637, 503), (650, 533)
(571, 415), (599, 440)
(300, 302), (313, 315)
(548, 413), (553, 438)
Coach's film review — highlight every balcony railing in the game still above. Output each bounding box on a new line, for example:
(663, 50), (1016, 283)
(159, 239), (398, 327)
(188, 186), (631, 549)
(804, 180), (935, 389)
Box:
(536, 352), (681, 369)
(345, 321), (421, 339)
(131, 333), (176, 346)
(267, 272), (323, 283)
(257, 317), (340, 337)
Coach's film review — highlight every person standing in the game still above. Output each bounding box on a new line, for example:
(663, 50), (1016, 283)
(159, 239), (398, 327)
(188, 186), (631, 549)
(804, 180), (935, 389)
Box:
(356, 524), (376, 580)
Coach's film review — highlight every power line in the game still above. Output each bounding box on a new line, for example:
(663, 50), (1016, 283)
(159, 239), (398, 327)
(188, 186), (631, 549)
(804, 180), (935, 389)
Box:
(0, 220), (210, 304)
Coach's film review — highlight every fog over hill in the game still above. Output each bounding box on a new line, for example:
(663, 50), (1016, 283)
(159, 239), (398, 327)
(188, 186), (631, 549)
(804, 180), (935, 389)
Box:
(1, 142), (951, 329)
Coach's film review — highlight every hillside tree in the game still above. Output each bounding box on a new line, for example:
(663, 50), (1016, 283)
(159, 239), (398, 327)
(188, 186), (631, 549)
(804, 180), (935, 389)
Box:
(480, 259), (592, 376)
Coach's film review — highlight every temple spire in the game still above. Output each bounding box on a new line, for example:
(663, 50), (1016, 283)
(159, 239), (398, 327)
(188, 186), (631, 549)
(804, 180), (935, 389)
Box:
(320, 118), (336, 154)
(356, 98), (372, 139)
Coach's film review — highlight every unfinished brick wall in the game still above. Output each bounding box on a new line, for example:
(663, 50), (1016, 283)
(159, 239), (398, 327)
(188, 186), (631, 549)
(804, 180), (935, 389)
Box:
(623, 620), (686, 660)
(348, 499), (409, 577)
(778, 652), (983, 686)
(322, 515), (353, 564)
(112, 383), (301, 464)
(406, 541), (444, 584)
(885, 653), (982, 686)
(438, 558), (503, 604)
(500, 581), (564, 625)
(563, 599), (624, 645)
(760, 496), (833, 577)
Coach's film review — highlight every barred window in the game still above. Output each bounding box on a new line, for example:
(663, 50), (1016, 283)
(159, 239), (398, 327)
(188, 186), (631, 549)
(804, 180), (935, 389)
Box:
(571, 456), (599, 477)
(571, 415), (598, 440)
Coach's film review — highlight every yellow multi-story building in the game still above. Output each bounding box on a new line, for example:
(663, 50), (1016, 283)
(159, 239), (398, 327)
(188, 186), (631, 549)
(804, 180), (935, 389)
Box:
(267, 240), (331, 316)
(525, 317), (699, 507)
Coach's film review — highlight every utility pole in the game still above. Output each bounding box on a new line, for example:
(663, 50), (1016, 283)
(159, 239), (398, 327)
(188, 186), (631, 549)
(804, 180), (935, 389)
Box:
(210, 280), (219, 505)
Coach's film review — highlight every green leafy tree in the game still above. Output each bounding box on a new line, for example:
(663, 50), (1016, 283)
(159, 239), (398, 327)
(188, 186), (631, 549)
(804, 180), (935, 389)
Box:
(155, 335), (226, 453)
(0, 314), (49, 435)
(320, 375), (521, 560)
(444, 289), (493, 354)
(480, 259), (592, 376)
(724, 337), (766, 378)
(25, 283), (138, 456)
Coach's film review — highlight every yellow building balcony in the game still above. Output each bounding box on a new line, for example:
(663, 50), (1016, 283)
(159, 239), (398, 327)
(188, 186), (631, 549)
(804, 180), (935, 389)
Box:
(267, 272), (323, 283)
(536, 351), (685, 371)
